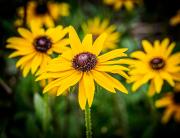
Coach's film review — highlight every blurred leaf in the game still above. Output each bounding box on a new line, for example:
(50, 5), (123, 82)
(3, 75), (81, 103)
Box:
(34, 93), (52, 132)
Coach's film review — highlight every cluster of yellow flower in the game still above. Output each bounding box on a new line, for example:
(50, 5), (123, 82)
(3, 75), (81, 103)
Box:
(6, 0), (180, 124)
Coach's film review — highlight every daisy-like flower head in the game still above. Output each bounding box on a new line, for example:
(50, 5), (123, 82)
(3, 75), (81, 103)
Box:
(37, 26), (129, 109)
(6, 22), (69, 77)
(15, 1), (70, 27)
(128, 38), (180, 96)
(82, 17), (120, 51)
(170, 10), (180, 26)
(103, 0), (141, 11)
(155, 83), (180, 123)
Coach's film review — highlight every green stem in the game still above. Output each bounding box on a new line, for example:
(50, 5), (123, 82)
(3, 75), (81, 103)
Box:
(85, 104), (92, 138)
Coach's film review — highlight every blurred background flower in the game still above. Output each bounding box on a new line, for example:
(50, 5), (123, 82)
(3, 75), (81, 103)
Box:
(15, 0), (70, 27)
(82, 17), (120, 51)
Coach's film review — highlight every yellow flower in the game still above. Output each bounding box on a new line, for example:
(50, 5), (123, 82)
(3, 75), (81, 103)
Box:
(37, 26), (129, 110)
(103, 0), (140, 11)
(6, 22), (69, 77)
(155, 83), (180, 123)
(170, 10), (180, 26)
(15, 1), (70, 27)
(82, 17), (120, 51)
(128, 38), (180, 96)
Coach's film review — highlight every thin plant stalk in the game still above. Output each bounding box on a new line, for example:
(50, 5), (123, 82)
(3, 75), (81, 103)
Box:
(85, 104), (92, 138)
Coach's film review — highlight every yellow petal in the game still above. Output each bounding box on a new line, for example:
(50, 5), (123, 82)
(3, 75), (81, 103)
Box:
(148, 80), (156, 96)
(160, 71), (175, 86)
(91, 70), (115, 93)
(98, 48), (128, 62)
(82, 72), (95, 107)
(16, 53), (35, 68)
(155, 97), (172, 107)
(57, 71), (82, 96)
(36, 70), (75, 81)
(46, 26), (68, 43)
(52, 39), (70, 53)
(30, 21), (45, 36)
(31, 53), (42, 74)
(130, 51), (147, 60)
(142, 40), (153, 53)
(91, 33), (107, 56)
(68, 26), (83, 54)
(18, 28), (33, 42)
(161, 38), (170, 50)
(102, 72), (128, 94)
(82, 34), (92, 51)
(22, 62), (31, 77)
(9, 50), (33, 58)
(132, 73), (153, 91)
(95, 65), (129, 72)
(78, 79), (87, 110)
(7, 37), (31, 46)
(165, 42), (175, 57)
(162, 107), (175, 124)
(154, 75), (163, 93)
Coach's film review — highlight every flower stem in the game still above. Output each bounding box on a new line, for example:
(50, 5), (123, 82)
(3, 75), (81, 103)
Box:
(85, 104), (92, 138)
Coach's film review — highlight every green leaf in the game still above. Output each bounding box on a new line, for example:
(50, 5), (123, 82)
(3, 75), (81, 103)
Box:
(34, 93), (52, 132)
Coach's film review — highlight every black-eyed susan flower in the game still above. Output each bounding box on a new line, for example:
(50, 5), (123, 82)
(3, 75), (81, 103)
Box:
(170, 10), (180, 26)
(37, 26), (129, 110)
(103, 0), (140, 11)
(155, 83), (180, 123)
(6, 22), (69, 77)
(15, 1), (70, 27)
(128, 38), (180, 96)
(82, 17), (120, 51)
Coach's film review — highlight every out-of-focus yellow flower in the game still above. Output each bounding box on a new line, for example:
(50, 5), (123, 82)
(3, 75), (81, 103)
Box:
(37, 26), (129, 110)
(82, 17), (120, 51)
(155, 83), (180, 123)
(128, 38), (180, 96)
(6, 22), (69, 77)
(15, 1), (70, 27)
(103, 0), (140, 11)
(170, 10), (180, 26)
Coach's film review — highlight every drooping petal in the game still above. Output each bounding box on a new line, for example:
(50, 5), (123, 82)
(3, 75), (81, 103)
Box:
(82, 72), (95, 107)
(154, 75), (163, 93)
(160, 71), (175, 86)
(57, 71), (82, 95)
(16, 53), (35, 68)
(132, 73), (153, 91)
(148, 80), (156, 96)
(78, 79), (87, 110)
(91, 70), (115, 93)
(31, 53), (43, 74)
(101, 72), (128, 94)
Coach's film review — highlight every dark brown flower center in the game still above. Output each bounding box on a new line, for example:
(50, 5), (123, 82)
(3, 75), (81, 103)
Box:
(150, 58), (165, 70)
(34, 36), (52, 53)
(173, 92), (180, 104)
(35, 3), (49, 15)
(72, 52), (97, 72)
